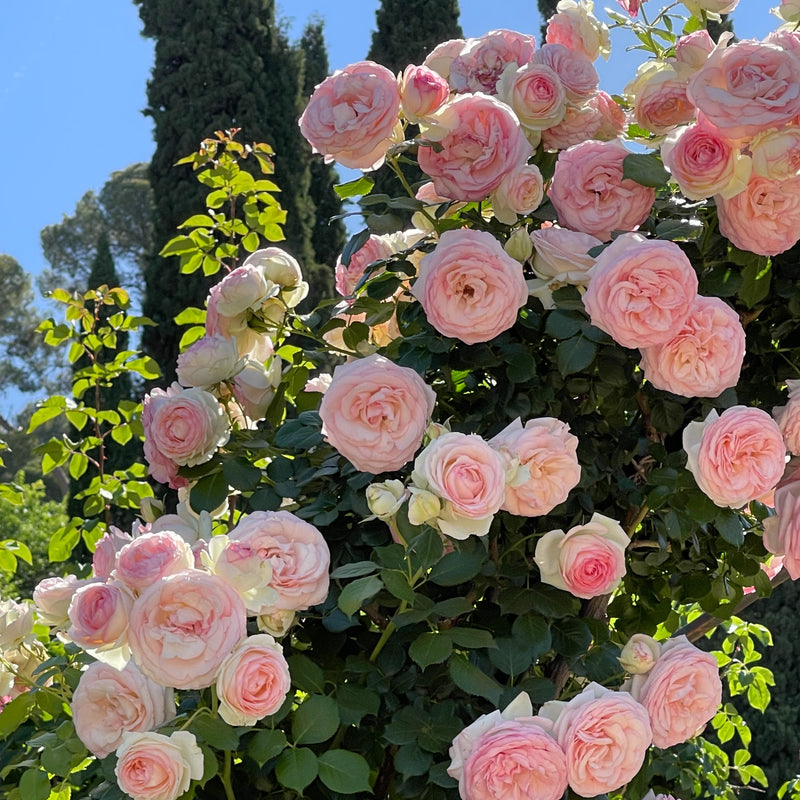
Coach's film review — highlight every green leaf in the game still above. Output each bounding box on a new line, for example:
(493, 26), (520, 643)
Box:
(381, 569), (417, 603)
(248, 729), (287, 767)
(336, 684), (380, 726)
(276, 747), (318, 794)
(448, 654), (503, 704)
(409, 632), (453, 670)
(19, 769), (51, 800)
(338, 575), (384, 616)
(716, 513), (745, 546)
(556, 335), (596, 376)
(545, 310), (584, 340)
(180, 214), (215, 228)
(552, 618), (593, 657)
(339, 229), (371, 267)
(623, 152), (670, 188)
(394, 743), (433, 777)
(317, 750), (372, 794)
(159, 235), (197, 257)
(191, 711), (240, 750)
(288, 653), (326, 693)
(188, 471), (229, 513)
(0, 692), (33, 737)
(222, 457), (262, 492)
(48, 523), (81, 562)
(174, 306), (207, 325)
(447, 628), (495, 650)
(407, 528), (445, 573)
(739, 258), (771, 308)
(335, 176), (375, 199)
(292, 694), (340, 745)
(27, 405), (64, 433)
(428, 550), (486, 586)
(330, 561), (378, 579)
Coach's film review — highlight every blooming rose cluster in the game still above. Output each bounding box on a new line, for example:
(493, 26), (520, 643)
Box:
(0, 599), (47, 709)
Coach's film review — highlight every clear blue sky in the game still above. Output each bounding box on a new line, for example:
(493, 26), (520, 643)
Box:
(0, 0), (776, 415)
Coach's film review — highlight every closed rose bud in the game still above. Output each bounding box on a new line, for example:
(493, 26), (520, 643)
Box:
(408, 487), (442, 526)
(400, 64), (450, 123)
(504, 227), (534, 264)
(619, 633), (661, 674)
(367, 480), (408, 520)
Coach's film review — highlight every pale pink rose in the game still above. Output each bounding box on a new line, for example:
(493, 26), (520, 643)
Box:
(496, 62), (567, 133)
(231, 357), (281, 423)
(0, 599), (34, 650)
(299, 60), (401, 171)
(319, 353), (435, 473)
(742, 556), (785, 595)
(749, 126), (800, 180)
(257, 609), (296, 638)
(229, 510), (330, 613)
(211, 264), (270, 319)
(115, 532), (195, 594)
(628, 636), (722, 748)
(411, 228), (528, 344)
(304, 372), (332, 394)
(176, 335), (240, 388)
(639, 295), (745, 398)
(582, 234), (698, 349)
(423, 38), (467, 81)
(673, 30), (715, 80)
(765, 28), (800, 55)
(619, 633), (661, 674)
(490, 417), (581, 517)
(548, 140), (656, 241)
(128, 570), (246, 689)
(33, 574), (89, 627)
(491, 164), (544, 224)
(773, 379), (800, 456)
(534, 513), (629, 599)
(545, 0), (611, 62)
(418, 93), (533, 201)
(142, 383), (229, 469)
(591, 90), (627, 140)
(540, 101), (605, 151)
(242, 247), (305, 296)
(449, 30), (535, 95)
(67, 581), (131, 653)
(661, 122), (751, 201)
(72, 661), (175, 758)
(683, 406), (787, 508)
(627, 64), (696, 136)
(216, 633), (291, 726)
(533, 43), (598, 105)
(687, 40), (800, 141)
(335, 234), (394, 297)
(763, 474), (800, 578)
(547, 683), (651, 796)
(617, 0), (641, 15)
(531, 225), (601, 285)
(93, 526), (134, 580)
(643, 793), (679, 800)
(400, 64), (450, 123)
(115, 730), (204, 800)
(716, 174), (800, 257)
(414, 432), (507, 523)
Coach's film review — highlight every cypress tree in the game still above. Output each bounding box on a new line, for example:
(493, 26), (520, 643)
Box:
(134, 0), (316, 382)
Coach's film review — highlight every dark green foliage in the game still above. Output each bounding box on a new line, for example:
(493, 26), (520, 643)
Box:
(537, 0), (558, 41)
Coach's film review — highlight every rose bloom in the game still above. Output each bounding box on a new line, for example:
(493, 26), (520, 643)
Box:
(142, 383), (229, 468)
(639, 295), (745, 398)
(673, 30), (715, 80)
(491, 164), (544, 224)
(231, 357), (281, 424)
(763, 473), (800, 578)
(683, 0), (739, 13)
(176, 335), (240, 388)
(115, 532), (195, 594)
(489, 417), (581, 517)
(617, 0), (641, 15)
(496, 61), (567, 133)
(0, 599), (34, 651)
(319, 353), (435, 473)
(418, 93), (533, 201)
(534, 513), (630, 599)
(687, 40), (800, 141)
(545, 683), (651, 796)
(776, 0), (800, 22)
(115, 730), (204, 800)
(93, 526), (134, 581)
(216, 633), (291, 726)
(624, 61), (694, 136)
(774, 379), (800, 456)
(299, 60), (400, 171)
(531, 225), (601, 286)
(67, 581), (132, 653)
(661, 122), (752, 201)
(749, 125), (800, 181)
(683, 406), (787, 508)
(545, 0), (611, 62)
(400, 64), (450, 123)
(533, 43), (599, 105)
(128, 570), (246, 689)
(582, 233), (698, 349)
(72, 661), (175, 758)
(335, 234), (394, 297)
(229, 510), (330, 613)
(411, 228), (528, 345)
(540, 94), (618, 151)
(449, 29), (535, 95)
(33, 574), (89, 627)
(628, 636), (722, 748)
(717, 174), (800, 257)
(548, 139), (656, 241)
(423, 37), (467, 81)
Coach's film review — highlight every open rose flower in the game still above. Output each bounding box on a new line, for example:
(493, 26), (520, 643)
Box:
(449, 29), (535, 95)
(628, 636), (722, 748)
(33, 574), (89, 628)
(530, 225), (601, 289)
(0, 599), (34, 651)
(319, 354), (435, 473)
(490, 164), (544, 224)
(299, 60), (401, 171)
(582, 234), (698, 349)
(67, 581), (132, 656)
(774, 379), (800, 456)
(763, 471), (800, 579)
(545, 0), (611, 62)
(411, 228), (528, 344)
(335, 234), (394, 298)
(625, 61), (694, 136)
(533, 43), (598, 105)
(534, 513), (629, 599)
(176, 335), (240, 388)
(115, 532), (195, 594)
(496, 61), (567, 133)
(400, 64), (450, 123)
(683, 406), (786, 508)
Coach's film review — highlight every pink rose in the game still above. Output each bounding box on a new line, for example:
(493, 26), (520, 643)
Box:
(449, 30), (535, 95)
(115, 532), (195, 594)
(548, 140), (656, 241)
(683, 406), (787, 508)
(617, 0), (641, 15)
(176, 335), (240, 388)
(299, 60), (400, 171)
(763, 473), (800, 578)
(423, 38), (466, 81)
(229, 510), (330, 613)
(411, 228), (528, 345)
(716, 174), (800, 257)
(128, 570), (246, 689)
(304, 372), (332, 394)
(639, 295), (745, 398)
(545, 1), (611, 62)
(687, 40), (800, 141)
(496, 62), (567, 133)
(335, 234), (394, 297)
(774, 379), (800, 456)
(115, 730), (204, 800)
(489, 417), (581, 517)
(591, 90), (627, 139)
(216, 633), (291, 726)
(533, 44), (598, 105)
(540, 99), (606, 151)
(491, 164), (544, 224)
(531, 225), (600, 288)
(626, 63), (695, 136)
(400, 64), (450, 123)
(418, 93), (533, 201)
(67, 581), (131, 653)
(72, 661), (175, 758)
(231, 357), (281, 423)
(92, 526), (133, 581)
(33, 574), (89, 627)
(319, 353), (435, 473)
(546, 683), (651, 796)
(582, 234), (698, 349)
(534, 513), (629, 599)
(661, 122), (751, 201)
(628, 636), (722, 748)
(673, 30), (715, 80)
(749, 126), (800, 181)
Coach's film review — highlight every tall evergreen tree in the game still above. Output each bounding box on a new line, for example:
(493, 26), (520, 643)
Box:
(134, 0), (317, 381)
